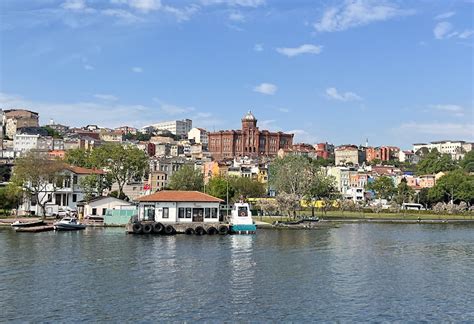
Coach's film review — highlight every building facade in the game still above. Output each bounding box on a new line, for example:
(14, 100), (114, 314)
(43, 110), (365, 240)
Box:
(335, 145), (366, 166)
(413, 140), (472, 160)
(208, 111), (293, 160)
(149, 119), (192, 138)
(4, 109), (40, 138)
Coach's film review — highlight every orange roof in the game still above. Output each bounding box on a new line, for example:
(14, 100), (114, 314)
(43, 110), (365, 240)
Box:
(64, 165), (105, 175)
(137, 190), (223, 203)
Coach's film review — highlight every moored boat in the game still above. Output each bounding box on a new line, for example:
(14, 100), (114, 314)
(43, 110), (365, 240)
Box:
(11, 220), (45, 228)
(228, 202), (256, 234)
(53, 217), (86, 231)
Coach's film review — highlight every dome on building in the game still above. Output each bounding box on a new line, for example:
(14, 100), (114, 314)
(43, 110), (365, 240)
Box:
(243, 110), (256, 121)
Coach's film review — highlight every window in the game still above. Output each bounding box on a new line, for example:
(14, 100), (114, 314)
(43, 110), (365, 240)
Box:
(178, 208), (185, 218)
(211, 208), (218, 218)
(163, 207), (169, 218)
(73, 175), (78, 185)
(185, 208), (192, 218)
(92, 208), (97, 215)
(205, 208), (211, 218)
(72, 194), (77, 202)
(238, 207), (248, 217)
(102, 208), (107, 215)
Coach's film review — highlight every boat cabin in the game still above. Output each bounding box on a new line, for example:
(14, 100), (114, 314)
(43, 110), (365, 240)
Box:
(136, 191), (224, 223)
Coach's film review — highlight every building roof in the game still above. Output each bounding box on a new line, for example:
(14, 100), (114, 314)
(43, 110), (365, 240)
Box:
(137, 190), (224, 203)
(64, 165), (105, 175)
(77, 196), (132, 205)
(242, 110), (256, 121)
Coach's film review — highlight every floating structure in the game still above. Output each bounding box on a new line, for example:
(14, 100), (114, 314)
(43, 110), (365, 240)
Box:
(127, 190), (255, 235)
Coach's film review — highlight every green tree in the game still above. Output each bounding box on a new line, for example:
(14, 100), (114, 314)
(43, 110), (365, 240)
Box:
(428, 169), (474, 204)
(42, 126), (62, 138)
(395, 178), (415, 204)
(65, 148), (94, 168)
(229, 176), (265, 201)
(367, 176), (396, 200)
(11, 152), (64, 218)
(460, 150), (474, 172)
(416, 149), (457, 175)
(305, 162), (338, 216)
(89, 143), (148, 198)
(169, 165), (204, 191)
(206, 176), (233, 201)
(0, 184), (23, 216)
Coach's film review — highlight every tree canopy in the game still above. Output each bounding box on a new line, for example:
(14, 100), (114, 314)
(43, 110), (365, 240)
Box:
(366, 176), (396, 200)
(169, 165), (204, 191)
(416, 149), (457, 175)
(428, 169), (474, 204)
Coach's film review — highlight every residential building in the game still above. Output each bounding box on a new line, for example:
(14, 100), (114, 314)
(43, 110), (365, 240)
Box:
(366, 146), (400, 162)
(314, 142), (334, 159)
(344, 187), (365, 203)
(326, 166), (355, 194)
(148, 119), (192, 138)
(208, 111), (293, 160)
(136, 190), (223, 222)
(77, 196), (134, 218)
(4, 109), (39, 138)
(188, 128), (209, 147)
(149, 157), (195, 188)
(148, 170), (168, 192)
(335, 145), (366, 166)
(413, 140), (472, 160)
(19, 165), (105, 216)
(399, 150), (415, 163)
(115, 126), (138, 135)
(100, 130), (123, 142)
(45, 121), (69, 135)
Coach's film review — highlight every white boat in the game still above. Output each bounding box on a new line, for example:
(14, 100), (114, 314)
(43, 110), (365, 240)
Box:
(228, 202), (256, 234)
(53, 217), (86, 231)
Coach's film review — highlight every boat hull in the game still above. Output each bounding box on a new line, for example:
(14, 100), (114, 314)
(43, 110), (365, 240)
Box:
(53, 224), (86, 231)
(11, 221), (45, 228)
(230, 224), (257, 234)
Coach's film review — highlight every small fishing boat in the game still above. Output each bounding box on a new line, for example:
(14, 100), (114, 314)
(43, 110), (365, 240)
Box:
(53, 217), (86, 231)
(11, 220), (45, 228)
(228, 202), (256, 234)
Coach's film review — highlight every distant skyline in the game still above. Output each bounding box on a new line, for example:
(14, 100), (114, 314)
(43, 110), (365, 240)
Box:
(1, 0), (473, 149)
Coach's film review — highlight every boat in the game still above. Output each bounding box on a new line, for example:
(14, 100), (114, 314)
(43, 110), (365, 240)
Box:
(11, 220), (45, 228)
(53, 217), (86, 231)
(228, 202), (256, 234)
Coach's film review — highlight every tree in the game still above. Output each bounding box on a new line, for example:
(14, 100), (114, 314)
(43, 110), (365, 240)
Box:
(206, 176), (231, 201)
(42, 126), (62, 139)
(305, 162), (338, 216)
(257, 199), (278, 216)
(89, 143), (148, 198)
(428, 169), (474, 204)
(65, 148), (93, 168)
(0, 184), (23, 216)
(276, 193), (300, 218)
(460, 151), (474, 172)
(11, 153), (64, 218)
(169, 165), (204, 191)
(367, 176), (396, 200)
(79, 174), (108, 203)
(229, 176), (265, 202)
(416, 149), (457, 175)
(395, 178), (415, 204)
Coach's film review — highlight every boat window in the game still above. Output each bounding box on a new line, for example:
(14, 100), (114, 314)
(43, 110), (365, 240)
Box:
(238, 207), (248, 217)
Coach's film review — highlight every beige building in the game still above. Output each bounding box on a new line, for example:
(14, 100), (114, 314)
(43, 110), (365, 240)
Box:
(3, 109), (39, 138)
(335, 145), (366, 166)
(188, 128), (208, 147)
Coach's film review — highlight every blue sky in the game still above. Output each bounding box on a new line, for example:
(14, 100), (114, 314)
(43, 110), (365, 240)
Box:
(1, 0), (473, 148)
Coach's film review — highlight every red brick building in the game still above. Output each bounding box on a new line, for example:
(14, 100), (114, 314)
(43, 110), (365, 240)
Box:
(208, 111), (294, 160)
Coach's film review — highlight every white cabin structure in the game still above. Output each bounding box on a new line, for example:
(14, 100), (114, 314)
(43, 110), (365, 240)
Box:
(136, 191), (223, 223)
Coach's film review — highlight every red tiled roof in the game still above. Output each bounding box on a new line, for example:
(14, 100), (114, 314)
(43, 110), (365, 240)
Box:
(64, 165), (105, 175)
(137, 190), (224, 202)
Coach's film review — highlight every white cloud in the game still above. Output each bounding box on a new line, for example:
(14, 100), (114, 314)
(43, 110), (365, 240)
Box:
(325, 87), (362, 101)
(398, 122), (474, 137)
(434, 21), (454, 39)
(430, 104), (465, 117)
(163, 5), (199, 22)
(254, 43), (263, 52)
(276, 44), (323, 57)
(253, 83), (277, 95)
(83, 64), (94, 70)
(314, 0), (414, 32)
(286, 129), (318, 144)
(102, 9), (143, 23)
(229, 12), (245, 22)
(458, 29), (474, 39)
(201, 0), (265, 7)
(94, 94), (118, 101)
(62, 0), (86, 11)
(111, 0), (162, 13)
(132, 66), (143, 73)
(434, 11), (456, 20)
(152, 98), (195, 115)
(279, 108), (289, 113)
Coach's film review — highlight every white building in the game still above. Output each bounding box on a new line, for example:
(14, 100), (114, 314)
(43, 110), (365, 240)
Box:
(77, 196), (134, 217)
(136, 191), (223, 223)
(149, 119), (192, 138)
(20, 166), (105, 216)
(13, 134), (63, 155)
(344, 187), (365, 202)
(413, 140), (472, 160)
(188, 127), (208, 147)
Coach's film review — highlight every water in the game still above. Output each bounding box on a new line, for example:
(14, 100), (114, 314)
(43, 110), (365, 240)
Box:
(1, 224), (473, 322)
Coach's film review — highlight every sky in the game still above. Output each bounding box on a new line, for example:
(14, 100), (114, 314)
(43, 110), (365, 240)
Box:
(0, 0), (473, 149)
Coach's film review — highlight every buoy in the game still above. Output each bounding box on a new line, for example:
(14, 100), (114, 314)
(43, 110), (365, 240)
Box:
(207, 227), (218, 235)
(195, 226), (206, 236)
(218, 225), (228, 235)
(142, 223), (153, 234)
(164, 225), (175, 235)
(153, 222), (164, 234)
(132, 222), (142, 234)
